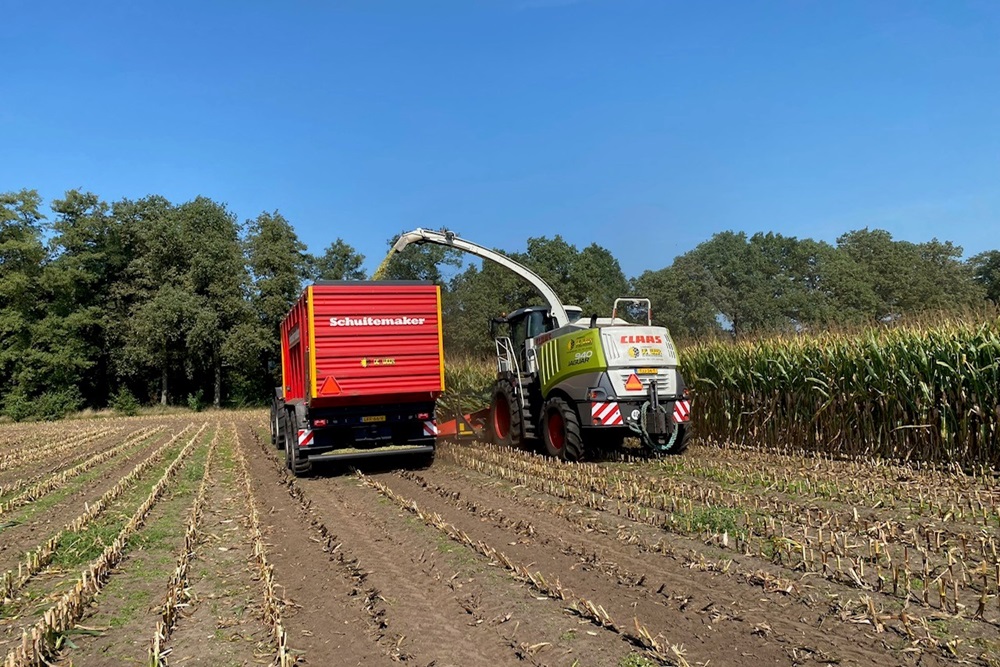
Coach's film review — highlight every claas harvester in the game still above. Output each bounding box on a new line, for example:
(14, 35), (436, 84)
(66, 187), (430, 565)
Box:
(385, 229), (692, 461)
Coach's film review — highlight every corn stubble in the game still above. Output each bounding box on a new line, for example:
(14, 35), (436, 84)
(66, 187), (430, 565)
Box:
(358, 470), (690, 666)
(0, 424), (200, 603)
(440, 441), (1000, 656)
(149, 427), (219, 666)
(2, 423), (210, 667)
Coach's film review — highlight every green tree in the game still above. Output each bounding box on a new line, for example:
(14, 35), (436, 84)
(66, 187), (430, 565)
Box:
(836, 229), (983, 319)
(312, 238), (366, 281)
(970, 250), (1000, 304)
(678, 231), (765, 335)
(632, 256), (723, 339)
(40, 190), (125, 406)
(245, 211), (311, 399)
(0, 190), (48, 414)
(175, 197), (254, 407)
(571, 243), (630, 318)
(112, 195), (186, 404)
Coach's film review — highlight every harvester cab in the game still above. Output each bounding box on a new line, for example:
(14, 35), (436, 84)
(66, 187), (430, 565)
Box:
(492, 305), (583, 371)
(385, 228), (692, 461)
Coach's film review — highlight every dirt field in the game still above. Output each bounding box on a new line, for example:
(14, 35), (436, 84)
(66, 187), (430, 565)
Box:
(1, 413), (998, 667)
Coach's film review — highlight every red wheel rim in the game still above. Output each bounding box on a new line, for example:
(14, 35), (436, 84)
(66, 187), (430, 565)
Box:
(547, 410), (565, 450)
(493, 393), (510, 439)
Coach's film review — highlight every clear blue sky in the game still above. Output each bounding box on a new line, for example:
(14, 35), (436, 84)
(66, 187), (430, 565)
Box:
(4, 1), (998, 277)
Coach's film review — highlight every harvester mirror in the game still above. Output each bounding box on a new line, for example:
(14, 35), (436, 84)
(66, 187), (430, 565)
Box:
(488, 317), (505, 338)
(612, 297), (653, 325)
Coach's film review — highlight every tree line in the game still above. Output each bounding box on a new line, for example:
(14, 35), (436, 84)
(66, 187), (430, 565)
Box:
(1, 188), (997, 419)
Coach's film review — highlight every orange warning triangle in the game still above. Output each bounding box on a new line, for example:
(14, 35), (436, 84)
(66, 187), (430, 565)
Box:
(624, 373), (643, 391)
(319, 376), (342, 396)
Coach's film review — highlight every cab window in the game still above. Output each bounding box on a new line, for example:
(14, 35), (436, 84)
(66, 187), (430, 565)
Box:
(510, 316), (528, 355)
(526, 310), (549, 338)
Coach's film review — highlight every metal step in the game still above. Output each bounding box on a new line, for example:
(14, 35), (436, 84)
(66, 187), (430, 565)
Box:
(516, 373), (537, 440)
(520, 407), (537, 439)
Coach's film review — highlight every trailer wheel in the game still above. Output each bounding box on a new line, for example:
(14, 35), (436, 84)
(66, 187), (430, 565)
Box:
(489, 381), (522, 448)
(289, 442), (313, 477)
(542, 397), (584, 462)
(273, 405), (286, 451)
(283, 412), (294, 471)
(283, 409), (312, 476)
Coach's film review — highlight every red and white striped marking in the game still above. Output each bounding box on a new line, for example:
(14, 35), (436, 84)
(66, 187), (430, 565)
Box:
(422, 420), (439, 437)
(591, 401), (623, 426)
(673, 400), (691, 423)
(297, 429), (314, 447)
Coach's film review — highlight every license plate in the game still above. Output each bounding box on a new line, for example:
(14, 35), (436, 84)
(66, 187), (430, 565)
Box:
(637, 368), (658, 375)
(361, 415), (386, 423)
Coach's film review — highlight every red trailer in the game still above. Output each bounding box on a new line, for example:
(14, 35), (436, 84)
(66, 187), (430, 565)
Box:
(270, 281), (444, 475)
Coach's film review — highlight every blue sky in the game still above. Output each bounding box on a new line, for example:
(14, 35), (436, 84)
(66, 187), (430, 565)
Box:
(3, 0), (998, 278)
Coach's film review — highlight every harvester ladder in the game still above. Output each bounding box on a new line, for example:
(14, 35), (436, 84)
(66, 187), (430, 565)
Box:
(495, 337), (534, 439)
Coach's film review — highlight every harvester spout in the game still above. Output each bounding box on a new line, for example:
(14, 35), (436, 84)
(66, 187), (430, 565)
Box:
(382, 228), (571, 328)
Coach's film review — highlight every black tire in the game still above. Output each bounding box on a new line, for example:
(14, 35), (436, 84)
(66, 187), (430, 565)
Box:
(489, 381), (522, 448)
(542, 397), (584, 462)
(290, 441), (313, 477)
(668, 423), (691, 455)
(283, 411), (294, 471)
(273, 403), (286, 451)
(283, 409), (312, 476)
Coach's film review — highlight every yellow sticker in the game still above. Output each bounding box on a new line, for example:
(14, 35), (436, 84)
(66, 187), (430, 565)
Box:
(361, 415), (387, 423)
(637, 368), (658, 375)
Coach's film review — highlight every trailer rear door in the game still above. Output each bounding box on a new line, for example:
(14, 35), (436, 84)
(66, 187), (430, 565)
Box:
(307, 282), (444, 405)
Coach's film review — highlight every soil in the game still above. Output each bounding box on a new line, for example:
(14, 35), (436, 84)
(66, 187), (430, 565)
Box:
(1, 414), (997, 667)
(163, 436), (272, 667)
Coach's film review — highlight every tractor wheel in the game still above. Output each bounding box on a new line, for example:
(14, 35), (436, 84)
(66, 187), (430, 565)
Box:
(489, 381), (522, 448)
(273, 404), (286, 451)
(668, 423), (691, 455)
(542, 397), (584, 462)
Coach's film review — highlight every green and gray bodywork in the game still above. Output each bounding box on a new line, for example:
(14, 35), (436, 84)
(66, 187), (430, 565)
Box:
(506, 309), (688, 447)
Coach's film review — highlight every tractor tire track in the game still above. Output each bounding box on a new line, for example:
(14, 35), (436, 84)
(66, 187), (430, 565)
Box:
(298, 469), (640, 667)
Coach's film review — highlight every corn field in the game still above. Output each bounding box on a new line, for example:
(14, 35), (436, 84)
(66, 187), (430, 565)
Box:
(438, 355), (495, 417)
(681, 318), (1000, 465)
(3, 404), (1000, 665)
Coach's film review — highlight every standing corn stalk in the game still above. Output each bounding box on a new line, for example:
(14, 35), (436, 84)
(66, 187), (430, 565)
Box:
(682, 318), (1000, 465)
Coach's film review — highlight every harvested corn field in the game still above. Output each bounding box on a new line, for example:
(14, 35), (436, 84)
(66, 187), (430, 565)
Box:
(1, 413), (998, 666)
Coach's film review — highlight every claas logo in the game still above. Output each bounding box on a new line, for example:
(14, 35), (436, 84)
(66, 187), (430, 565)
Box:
(620, 335), (662, 344)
